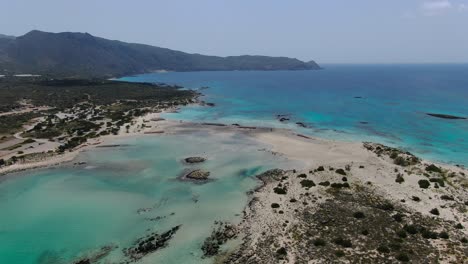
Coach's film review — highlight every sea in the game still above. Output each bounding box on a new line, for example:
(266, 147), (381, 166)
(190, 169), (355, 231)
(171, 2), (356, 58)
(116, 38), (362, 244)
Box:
(0, 64), (467, 263)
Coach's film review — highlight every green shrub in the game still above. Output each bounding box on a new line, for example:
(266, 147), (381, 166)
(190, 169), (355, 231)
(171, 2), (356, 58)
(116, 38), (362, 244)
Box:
(353, 211), (365, 219)
(318, 181), (330, 186)
(297, 173), (307, 178)
(392, 213), (404, 222)
(377, 245), (390, 253)
(429, 208), (439, 215)
(439, 231), (449, 239)
(313, 238), (326, 246)
(425, 164), (442, 173)
(395, 174), (405, 184)
(335, 169), (347, 175)
(333, 237), (352, 248)
(271, 203), (280, 208)
(274, 187), (287, 195)
(396, 253), (410, 262)
(276, 247), (287, 257)
(418, 180), (430, 189)
(300, 179), (316, 188)
(317, 166), (325, 171)
(394, 156), (408, 166)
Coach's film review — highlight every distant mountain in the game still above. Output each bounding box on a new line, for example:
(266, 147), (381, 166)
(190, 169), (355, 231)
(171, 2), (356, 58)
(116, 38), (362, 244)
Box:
(0, 30), (320, 78)
(0, 34), (15, 39)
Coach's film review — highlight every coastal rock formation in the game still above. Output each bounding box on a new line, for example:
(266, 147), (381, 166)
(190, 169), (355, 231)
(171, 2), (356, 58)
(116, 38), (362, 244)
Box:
(222, 144), (468, 263)
(123, 225), (181, 262)
(184, 157), (206, 164)
(202, 222), (239, 257)
(185, 169), (210, 180)
(427, 113), (466, 120)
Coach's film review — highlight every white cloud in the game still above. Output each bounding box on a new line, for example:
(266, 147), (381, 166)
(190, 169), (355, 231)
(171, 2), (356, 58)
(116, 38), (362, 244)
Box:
(421, 0), (453, 15)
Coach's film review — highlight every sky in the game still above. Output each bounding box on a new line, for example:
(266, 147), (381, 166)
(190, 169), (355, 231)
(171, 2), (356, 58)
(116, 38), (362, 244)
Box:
(1, 0), (467, 64)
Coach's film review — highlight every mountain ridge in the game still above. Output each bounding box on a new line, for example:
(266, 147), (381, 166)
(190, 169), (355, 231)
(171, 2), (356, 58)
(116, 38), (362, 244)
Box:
(0, 30), (320, 78)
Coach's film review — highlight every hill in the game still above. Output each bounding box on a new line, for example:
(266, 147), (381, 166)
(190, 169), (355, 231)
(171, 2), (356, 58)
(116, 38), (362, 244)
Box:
(0, 30), (320, 78)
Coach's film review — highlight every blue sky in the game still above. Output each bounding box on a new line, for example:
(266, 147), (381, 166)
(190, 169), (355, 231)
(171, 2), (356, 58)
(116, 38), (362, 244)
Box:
(1, 0), (467, 63)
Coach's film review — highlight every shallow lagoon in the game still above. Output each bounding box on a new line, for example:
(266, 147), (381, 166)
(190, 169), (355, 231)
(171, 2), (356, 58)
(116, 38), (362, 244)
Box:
(0, 132), (297, 264)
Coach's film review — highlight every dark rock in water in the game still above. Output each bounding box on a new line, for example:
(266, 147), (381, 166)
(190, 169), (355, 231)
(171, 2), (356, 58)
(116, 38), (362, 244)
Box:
(296, 122), (307, 128)
(123, 225), (181, 261)
(202, 122), (227, 126)
(186, 169), (210, 180)
(359, 121), (369, 124)
(354, 96), (363, 99)
(427, 113), (466, 120)
(72, 244), (117, 264)
(232, 123), (240, 126)
(202, 222), (238, 257)
(279, 117), (289, 122)
(206, 102), (215, 107)
(184, 157), (206, 164)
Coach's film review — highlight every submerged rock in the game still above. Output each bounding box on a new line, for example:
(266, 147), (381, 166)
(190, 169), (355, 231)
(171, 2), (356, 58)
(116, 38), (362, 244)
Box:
(186, 169), (210, 180)
(427, 113), (466, 120)
(123, 225), (181, 262)
(202, 222), (239, 257)
(184, 157), (206, 164)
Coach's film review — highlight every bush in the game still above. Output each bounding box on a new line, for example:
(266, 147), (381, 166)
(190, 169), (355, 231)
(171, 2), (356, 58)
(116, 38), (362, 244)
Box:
(425, 164), (442, 173)
(455, 223), (464, 229)
(412, 196), (421, 202)
(342, 177), (348, 182)
(276, 247), (287, 257)
(318, 181), (330, 186)
(395, 174), (405, 184)
(394, 156), (408, 166)
(313, 238), (326, 246)
(439, 231), (449, 239)
(396, 253), (410, 262)
(333, 237), (352, 248)
(440, 195), (454, 201)
(297, 173), (307, 178)
(429, 208), (439, 215)
(317, 166), (325, 171)
(378, 202), (394, 211)
(335, 250), (345, 257)
(335, 169), (347, 175)
(274, 187), (287, 195)
(377, 245), (390, 253)
(404, 224), (418, 235)
(353, 211), (365, 219)
(418, 180), (430, 189)
(396, 229), (407, 238)
(392, 213), (404, 222)
(271, 203), (280, 208)
(300, 179), (316, 188)
(289, 198), (297, 203)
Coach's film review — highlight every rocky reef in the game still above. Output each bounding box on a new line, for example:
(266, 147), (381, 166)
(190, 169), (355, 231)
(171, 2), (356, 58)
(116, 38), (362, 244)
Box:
(202, 222), (239, 257)
(185, 169), (210, 180)
(427, 113), (466, 120)
(184, 157), (207, 164)
(123, 225), (181, 263)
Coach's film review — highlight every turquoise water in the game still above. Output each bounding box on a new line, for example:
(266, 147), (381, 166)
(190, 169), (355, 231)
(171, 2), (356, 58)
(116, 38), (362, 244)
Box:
(121, 64), (468, 166)
(0, 132), (296, 264)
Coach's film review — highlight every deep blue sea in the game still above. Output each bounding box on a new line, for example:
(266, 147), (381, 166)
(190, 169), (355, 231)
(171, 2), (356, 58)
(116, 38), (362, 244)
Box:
(121, 64), (468, 166)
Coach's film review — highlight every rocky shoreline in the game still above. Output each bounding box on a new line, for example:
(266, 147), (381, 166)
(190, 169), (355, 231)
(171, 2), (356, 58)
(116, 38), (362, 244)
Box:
(204, 143), (468, 263)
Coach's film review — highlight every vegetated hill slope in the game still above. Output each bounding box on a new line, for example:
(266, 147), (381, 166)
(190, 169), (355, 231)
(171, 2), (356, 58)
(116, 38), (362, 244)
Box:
(0, 30), (320, 78)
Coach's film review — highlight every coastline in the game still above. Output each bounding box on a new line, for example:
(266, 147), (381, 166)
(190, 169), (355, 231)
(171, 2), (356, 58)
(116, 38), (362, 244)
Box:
(0, 107), (467, 263)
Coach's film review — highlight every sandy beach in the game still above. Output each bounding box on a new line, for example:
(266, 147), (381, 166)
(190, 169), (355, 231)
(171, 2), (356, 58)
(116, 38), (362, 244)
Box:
(1, 110), (467, 263)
